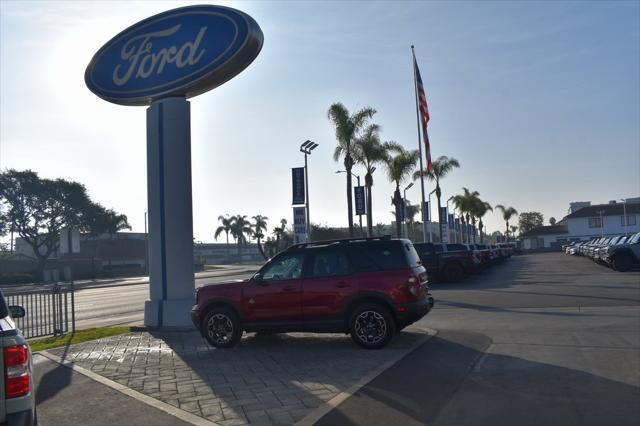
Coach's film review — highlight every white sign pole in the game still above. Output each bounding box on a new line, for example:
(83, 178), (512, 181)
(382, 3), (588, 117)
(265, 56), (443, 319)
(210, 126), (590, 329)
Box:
(143, 97), (195, 327)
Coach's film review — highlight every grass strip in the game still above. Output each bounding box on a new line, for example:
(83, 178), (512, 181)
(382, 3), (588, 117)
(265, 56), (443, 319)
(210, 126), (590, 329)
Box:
(29, 327), (132, 352)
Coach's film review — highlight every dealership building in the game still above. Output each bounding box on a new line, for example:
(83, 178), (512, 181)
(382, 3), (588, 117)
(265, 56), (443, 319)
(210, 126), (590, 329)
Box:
(521, 198), (640, 250)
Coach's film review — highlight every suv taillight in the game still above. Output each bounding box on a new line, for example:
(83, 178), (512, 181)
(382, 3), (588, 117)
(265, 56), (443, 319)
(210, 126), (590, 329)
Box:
(4, 345), (30, 398)
(407, 276), (420, 297)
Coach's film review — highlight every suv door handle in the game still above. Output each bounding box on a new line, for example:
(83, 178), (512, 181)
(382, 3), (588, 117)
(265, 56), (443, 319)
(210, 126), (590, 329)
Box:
(336, 282), (350, 288)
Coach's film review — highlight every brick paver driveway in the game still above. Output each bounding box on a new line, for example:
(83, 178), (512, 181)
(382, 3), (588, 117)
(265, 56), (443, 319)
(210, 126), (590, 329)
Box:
(48, 328), (430, 425)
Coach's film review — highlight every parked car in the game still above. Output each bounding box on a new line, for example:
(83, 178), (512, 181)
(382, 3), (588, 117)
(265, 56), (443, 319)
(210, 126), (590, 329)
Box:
(603, 232), (640, 272)
(192, 237), (434, 349)
(0, 291), (36, 426)
(413, 242), (477, 282)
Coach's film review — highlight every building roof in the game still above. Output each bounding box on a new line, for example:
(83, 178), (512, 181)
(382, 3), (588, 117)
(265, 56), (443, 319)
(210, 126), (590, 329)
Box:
(564, 202), (640, 219)
(521, 225), (568, 237)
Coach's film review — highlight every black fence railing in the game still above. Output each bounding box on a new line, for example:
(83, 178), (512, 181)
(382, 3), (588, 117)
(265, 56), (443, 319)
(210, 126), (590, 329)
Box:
(4, 283), (75, 339)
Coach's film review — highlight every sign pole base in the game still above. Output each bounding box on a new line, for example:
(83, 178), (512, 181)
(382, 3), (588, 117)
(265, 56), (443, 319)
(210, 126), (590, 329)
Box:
(144, 97), (195, 328)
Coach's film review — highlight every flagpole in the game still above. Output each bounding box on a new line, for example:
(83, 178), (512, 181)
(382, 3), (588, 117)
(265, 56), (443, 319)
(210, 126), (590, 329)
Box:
(411, 45), (428, 243)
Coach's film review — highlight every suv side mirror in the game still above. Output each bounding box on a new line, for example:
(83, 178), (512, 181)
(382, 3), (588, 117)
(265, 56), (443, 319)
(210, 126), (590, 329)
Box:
(8, 305), (25, 319)
(253, 273), (266, 285)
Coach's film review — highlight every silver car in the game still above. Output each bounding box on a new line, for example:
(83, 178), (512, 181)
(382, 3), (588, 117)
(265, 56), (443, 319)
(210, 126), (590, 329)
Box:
(0, 291), (36, 426)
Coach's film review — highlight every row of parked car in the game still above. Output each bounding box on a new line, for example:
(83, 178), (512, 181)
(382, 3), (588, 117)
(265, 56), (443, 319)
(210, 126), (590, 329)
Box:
(562, 231), (640, 272)
(413, 242), (517, 282)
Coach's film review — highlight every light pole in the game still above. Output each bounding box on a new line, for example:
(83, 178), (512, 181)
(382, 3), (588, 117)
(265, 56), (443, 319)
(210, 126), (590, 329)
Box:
(403, 183), (414, 238)
(300, 140), (318, 241)
(621, 198), (628, 236)
(336, 170), (364, 236)
(428, 188), (436, 242)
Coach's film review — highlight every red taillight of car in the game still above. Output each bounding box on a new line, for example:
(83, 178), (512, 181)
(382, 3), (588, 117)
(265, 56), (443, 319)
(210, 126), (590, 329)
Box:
(406, 276), (420, 297)
(4, 345), (30, 398)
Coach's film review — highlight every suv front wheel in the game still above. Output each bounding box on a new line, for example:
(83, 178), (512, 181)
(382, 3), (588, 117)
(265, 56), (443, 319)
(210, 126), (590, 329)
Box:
(202, 307), (242, 348)
(349, 303), (395, 349)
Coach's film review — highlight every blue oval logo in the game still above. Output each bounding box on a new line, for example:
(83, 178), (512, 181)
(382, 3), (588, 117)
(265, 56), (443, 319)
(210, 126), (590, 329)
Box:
(85, 5), (263, 106)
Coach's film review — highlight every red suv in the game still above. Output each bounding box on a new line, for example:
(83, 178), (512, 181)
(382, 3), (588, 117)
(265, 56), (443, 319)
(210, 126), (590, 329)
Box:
(191, 237), (434, 349)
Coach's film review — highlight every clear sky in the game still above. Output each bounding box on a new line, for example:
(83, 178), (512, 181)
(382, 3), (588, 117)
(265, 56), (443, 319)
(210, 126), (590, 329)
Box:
(1, 0), (639, 241)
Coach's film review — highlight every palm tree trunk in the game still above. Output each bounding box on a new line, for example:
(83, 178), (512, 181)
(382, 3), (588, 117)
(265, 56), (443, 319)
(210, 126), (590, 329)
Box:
(393, 186), (402, 238)
(436, 183), (443, 242)
(365, 172), (373, 237)
(345, 153), (354, 237)
(479, 220), (484, 243)
(505, 221), (509, 242)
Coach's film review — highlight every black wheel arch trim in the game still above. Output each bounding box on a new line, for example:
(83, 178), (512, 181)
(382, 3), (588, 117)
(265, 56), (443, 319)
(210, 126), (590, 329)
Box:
(198, 298), (244, 326)
(341, 291), (398, 329)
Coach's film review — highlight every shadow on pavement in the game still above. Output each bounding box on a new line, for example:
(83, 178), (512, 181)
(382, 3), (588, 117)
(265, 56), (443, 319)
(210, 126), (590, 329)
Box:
(35, 339), (74, 405)
(317, 330), (640, 426)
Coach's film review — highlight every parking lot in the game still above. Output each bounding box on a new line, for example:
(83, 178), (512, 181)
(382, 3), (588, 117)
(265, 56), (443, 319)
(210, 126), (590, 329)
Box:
(34, 253), (640, 426)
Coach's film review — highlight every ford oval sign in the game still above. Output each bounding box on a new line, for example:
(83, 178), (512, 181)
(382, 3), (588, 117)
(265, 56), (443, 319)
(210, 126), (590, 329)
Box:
(85, 5), (263, 106)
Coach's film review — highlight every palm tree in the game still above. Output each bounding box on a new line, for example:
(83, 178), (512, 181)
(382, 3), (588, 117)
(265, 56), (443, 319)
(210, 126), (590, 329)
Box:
(229, 215), (253, 261)
(452, 187), (479, 243)
(404, 200), (421, 241)
(214, 214), (233, 258)
(414, 156), (460, 242)
(383, 143), (420, 238)
(495, 205), (519, 242)
(470, 198), (493, 243)
(374, 223), (386, 236)
(510, 225), (518, 240)
(272, 218), (288, 252)
(352, 123), (388, 237)
(328, 102), (376, 237)
(252, 215), (269, 260)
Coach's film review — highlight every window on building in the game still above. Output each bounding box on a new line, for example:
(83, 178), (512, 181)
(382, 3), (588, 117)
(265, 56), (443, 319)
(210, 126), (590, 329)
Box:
(588, 217), (602, 228)
(621, 215), (636, 226)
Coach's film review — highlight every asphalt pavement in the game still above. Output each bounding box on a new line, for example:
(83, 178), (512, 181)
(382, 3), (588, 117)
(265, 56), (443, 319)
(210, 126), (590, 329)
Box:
(317, 253), (640, 426)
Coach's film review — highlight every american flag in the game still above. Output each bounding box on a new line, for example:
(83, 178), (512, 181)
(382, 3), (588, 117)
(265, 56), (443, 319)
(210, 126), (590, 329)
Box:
(413, 54), (433, 172)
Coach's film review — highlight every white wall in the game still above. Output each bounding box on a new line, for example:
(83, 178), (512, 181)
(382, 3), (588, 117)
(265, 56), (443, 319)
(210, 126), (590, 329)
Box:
(567, 214), (639, 239)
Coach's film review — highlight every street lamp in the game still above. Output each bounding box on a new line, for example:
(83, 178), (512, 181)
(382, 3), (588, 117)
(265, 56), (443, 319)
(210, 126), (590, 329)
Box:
(300, 140), (318, 240)
(336, 170), (364, 236)
(403, 183), (414, 238)
(621, 198), (628, 237)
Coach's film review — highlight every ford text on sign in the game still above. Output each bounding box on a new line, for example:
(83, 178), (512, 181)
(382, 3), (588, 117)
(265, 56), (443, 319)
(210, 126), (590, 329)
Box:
(85, 5), (263, 106)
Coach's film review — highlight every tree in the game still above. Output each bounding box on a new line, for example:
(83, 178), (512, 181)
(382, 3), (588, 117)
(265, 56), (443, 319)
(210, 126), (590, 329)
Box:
(414, 156), (460, 242)
(549, 217), (557, 226)
(510, 225), (518, 239)
(495, 205), (519, 242)
(252, 215), (269, 260)
(352, 124), (390, 237)
(403, 200), (421, 241)
(229, 215), (253, 260)
(272, 218), (288, 252)
(214, 215), (233, 259)
(452, 187), (479, 243)
(0, 169), (123, 280)
(470, 197), (493, 243)
(382, 144), (419, 238)
(374, 223), (387, 236)
(328, 102), (376, 237)
(518, 212), (544, 236)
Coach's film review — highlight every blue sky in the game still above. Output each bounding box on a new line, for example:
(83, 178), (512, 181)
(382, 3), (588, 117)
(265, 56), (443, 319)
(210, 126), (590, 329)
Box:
(1, 0), (639, 241)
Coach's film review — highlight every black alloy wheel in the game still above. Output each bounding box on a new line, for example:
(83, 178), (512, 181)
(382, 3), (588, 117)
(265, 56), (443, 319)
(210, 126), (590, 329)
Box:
(202, 307), (242, 348)
(349, 303), (395, 349)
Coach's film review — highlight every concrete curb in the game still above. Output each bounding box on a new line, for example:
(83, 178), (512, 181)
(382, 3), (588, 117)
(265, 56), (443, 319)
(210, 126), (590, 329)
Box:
(295, 327), (438, 426)
(37, 351), (219, 426)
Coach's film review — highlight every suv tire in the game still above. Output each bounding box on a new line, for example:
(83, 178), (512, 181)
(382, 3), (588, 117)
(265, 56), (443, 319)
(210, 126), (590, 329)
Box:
(349, 303), (395, 349)
(202, 307), (242, 348)
(612, 253), (633, 272)
(443, 262), (465, 282)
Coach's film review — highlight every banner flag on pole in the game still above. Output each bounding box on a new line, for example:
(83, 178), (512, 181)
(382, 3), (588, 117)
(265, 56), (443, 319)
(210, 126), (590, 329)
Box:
(413, 52), (433, 172)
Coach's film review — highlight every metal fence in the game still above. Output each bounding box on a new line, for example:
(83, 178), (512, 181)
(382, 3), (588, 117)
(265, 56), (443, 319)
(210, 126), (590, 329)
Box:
(4, 283), (76, 339)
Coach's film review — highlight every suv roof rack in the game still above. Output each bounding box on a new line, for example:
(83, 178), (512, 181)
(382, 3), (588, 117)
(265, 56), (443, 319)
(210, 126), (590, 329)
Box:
(285, 235), (393, 251)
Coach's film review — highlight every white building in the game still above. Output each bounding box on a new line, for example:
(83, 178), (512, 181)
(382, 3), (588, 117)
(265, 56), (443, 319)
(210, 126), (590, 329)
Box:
(521, 198), (639, 249)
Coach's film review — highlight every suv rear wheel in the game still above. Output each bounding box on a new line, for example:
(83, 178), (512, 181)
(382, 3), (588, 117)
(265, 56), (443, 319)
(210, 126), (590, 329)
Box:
(612, 253), (633, 272)
(349, 303), (395, 349)
(202, 307), (242, 348)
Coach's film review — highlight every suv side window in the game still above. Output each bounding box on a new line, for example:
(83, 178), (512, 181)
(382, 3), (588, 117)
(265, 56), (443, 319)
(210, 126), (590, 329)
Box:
(350, 243), (407, 271)
(261, 253), (304, 281)
(307, 250), (351, 278)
